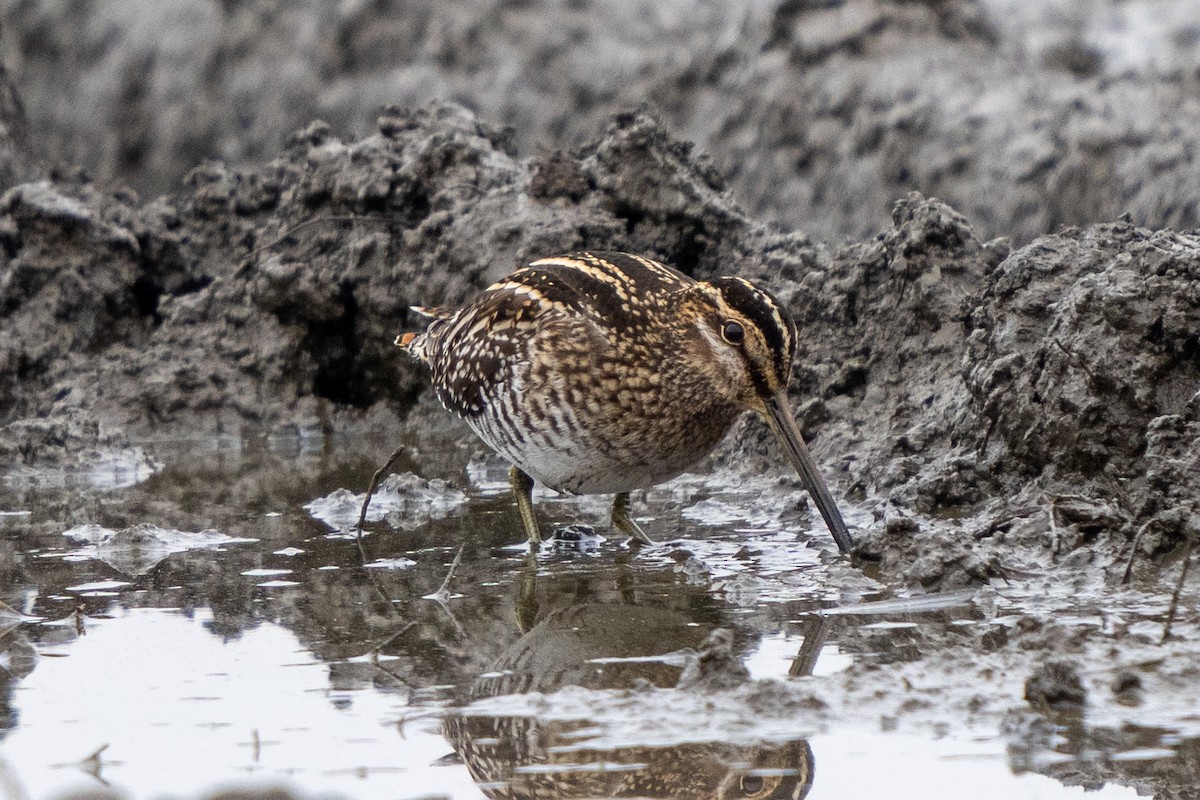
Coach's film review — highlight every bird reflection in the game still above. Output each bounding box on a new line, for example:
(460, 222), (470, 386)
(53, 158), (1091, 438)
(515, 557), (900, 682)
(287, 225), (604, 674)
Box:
(443, 602), (814, 799)
(444, 722), (813, 800)
(0, 623), (37, 732)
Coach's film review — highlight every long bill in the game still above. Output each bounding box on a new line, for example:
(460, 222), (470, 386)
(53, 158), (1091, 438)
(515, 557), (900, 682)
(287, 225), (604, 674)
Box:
(762, 391), (854, 554)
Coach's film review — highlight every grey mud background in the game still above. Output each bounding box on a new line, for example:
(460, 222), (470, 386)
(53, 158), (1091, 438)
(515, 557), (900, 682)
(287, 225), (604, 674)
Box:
(0, 0), (1198, 796)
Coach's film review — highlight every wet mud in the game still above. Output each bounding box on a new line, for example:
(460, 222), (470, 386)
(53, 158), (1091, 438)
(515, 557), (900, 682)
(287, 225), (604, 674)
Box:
(0, 2), (1198, 799)
(5, 441), (1198, 800)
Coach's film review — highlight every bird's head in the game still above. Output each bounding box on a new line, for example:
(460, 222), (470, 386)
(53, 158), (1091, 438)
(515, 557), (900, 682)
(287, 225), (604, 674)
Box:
(682, 276), (797, 409)
(679, 276), (854, 553)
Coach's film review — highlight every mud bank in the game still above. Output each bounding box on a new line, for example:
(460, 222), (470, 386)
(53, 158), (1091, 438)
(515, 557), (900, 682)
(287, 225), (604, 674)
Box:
(4, 0), (1200, 244)
(0, 103), (787, 449)
(1, 98), (1196, 590)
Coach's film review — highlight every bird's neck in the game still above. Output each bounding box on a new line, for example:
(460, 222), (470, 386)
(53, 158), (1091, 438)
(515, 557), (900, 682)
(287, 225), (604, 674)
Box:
(658, 295), (744, 414)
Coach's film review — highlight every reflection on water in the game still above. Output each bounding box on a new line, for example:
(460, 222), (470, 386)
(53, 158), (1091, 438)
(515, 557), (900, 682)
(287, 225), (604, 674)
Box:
(0, 436), (1192, 799)
(444, 602), (813, 799)
(447, 715), (813, 800)
(1009, 708), (1200, 797)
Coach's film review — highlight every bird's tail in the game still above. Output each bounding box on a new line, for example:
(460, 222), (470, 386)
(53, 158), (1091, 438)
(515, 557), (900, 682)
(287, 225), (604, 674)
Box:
(395, 305), (453, 362)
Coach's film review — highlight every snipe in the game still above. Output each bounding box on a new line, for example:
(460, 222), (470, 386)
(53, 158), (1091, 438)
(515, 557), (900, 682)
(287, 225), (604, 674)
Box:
(398, 251), (853, 553)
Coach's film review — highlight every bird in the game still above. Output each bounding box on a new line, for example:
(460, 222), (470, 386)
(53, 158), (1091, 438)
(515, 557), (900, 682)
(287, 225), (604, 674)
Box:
(397, 251), (853, 553)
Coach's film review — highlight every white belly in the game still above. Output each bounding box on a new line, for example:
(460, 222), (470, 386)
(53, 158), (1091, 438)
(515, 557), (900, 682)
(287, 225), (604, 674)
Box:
(466, 406), (695, 495)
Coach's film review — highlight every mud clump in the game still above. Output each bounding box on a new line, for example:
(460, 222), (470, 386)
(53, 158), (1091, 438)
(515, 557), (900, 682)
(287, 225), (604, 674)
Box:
(724, 187), (1200, 586)
(1024, 660), (1087, 711)
(963, 224), (1200, 555)
(964, 224), (1200, 479)
(676, 629), (751, 692)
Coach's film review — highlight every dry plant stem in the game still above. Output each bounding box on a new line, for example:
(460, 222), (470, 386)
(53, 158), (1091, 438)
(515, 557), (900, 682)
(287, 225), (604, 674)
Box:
(248, 194), (478, 260)
(373, 620), (418, 652)
(353, 446), (409, 614)
(424, 545), (467, 639)
(368, 622), (420, 692)
(81, 744), (109, 764)
(1122, 522), (1148, 584)
(1162, 537), (1194, 642)
(249, 214), (391, 259)
(1045, 500), (1060, 555)
(355, 446), (407, 564)
(428, 593), (467, 639)
(431, 545), (464, 601)
(789, 616), (829, 678)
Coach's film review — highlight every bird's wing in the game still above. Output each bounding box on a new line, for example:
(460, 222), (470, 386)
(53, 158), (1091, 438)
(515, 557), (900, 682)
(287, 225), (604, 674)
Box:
(413, 252), (688, 417)
(421, 278), (596, 419)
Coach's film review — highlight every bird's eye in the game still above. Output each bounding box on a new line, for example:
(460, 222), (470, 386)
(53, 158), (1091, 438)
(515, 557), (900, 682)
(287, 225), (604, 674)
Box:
(722, 320), (745, 345)
(738, 775), (766, 796)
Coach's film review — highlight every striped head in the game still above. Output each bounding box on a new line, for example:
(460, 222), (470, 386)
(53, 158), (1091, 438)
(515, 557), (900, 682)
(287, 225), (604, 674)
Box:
(679, 276), (798, 411)
(680, 275), (855, 554)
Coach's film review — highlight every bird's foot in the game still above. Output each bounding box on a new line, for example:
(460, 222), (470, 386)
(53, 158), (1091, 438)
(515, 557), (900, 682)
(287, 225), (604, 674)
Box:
(611, 492), (655, 546)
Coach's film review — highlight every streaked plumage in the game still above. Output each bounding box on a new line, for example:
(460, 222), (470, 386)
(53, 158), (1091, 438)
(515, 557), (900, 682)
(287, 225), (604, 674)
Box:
(399, 251), (853, 552)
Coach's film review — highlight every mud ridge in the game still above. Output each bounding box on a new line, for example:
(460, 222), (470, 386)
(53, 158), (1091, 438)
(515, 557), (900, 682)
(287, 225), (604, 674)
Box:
(5, 0), (1200, 243)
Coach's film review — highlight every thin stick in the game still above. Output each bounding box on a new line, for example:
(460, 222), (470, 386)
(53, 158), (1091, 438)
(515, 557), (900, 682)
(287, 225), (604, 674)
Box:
(1052, 337), (1100, 388)
(1044, 499), (1060, 556)
(423, 546), (467, 637)
(80, 744), (109, 764)
(373, 620), (418, 652)
(355, 446), (407, 564)
(1162, 537), (1194, 642)
(248, 214), (391, 260)
(788, 615), (829, 678)
(1122, 522), (1148, 584)
(430, 545), (464, 602)
(246, 179), (492, 262)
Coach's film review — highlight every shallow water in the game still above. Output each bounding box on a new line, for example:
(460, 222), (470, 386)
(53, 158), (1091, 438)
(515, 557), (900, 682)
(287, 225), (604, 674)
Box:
(0, 436), (1191, 799)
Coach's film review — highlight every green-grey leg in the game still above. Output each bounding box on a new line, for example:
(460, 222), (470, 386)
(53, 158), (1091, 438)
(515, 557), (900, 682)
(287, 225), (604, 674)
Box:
(516, 550), (540, 633)
(611, 492), (654, 546)
(509, 465), (541, 546)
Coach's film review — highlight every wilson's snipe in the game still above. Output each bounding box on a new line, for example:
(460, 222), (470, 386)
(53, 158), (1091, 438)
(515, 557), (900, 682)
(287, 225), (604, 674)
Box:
(398, 252), (853, 553)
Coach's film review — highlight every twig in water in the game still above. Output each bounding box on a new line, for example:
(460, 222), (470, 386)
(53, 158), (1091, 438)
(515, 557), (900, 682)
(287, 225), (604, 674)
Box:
(355, 446), (407, 564)
(1122, 520), (1151, 584)
(368, 622), (419, 692)
(373, 621), (418, 652)
(430, 545), (464, 603)
(1162, 537), (1194, 642)
(423, 546), (467, 638)
(79, 743), (109, 784)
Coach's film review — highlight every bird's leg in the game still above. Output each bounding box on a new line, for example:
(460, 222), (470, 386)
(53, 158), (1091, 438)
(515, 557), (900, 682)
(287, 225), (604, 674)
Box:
(516, 550), (540, 633)
(611, 492), (654, 546)
(615, 551), (637, 604)
(509, 465), (541, 546)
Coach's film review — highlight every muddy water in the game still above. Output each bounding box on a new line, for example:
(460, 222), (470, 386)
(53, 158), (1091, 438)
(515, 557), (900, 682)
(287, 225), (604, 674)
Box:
(0, 438), (1181, 799)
